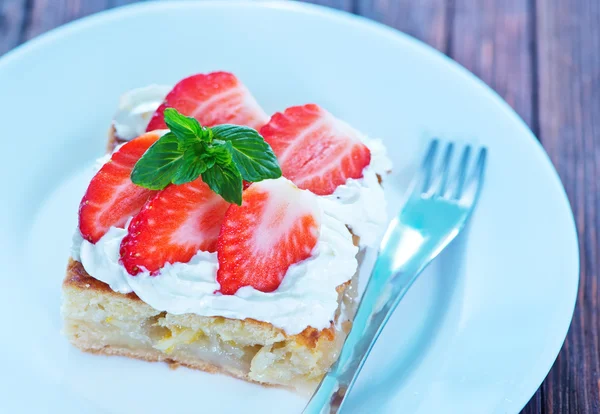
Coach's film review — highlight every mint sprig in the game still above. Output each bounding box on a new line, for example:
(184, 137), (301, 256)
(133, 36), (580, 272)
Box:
(131, 108), (281, 205)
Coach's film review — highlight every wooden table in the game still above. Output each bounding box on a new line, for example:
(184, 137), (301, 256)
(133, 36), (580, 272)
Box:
(1, 0), (597, 412)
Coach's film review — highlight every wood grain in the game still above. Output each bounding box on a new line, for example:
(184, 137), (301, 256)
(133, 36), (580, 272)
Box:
(21, 0), (111, 41)
(534, 0), (600, 412)
(0, 1), (599, 413)
(357, 0), (449, 52)
(0, 0), (27, 55)
(302, 0), (353, 12)
(449, 0), (536, 130)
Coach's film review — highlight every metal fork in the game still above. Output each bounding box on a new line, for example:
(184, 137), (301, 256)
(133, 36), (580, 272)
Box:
(303, 140), (487, 413)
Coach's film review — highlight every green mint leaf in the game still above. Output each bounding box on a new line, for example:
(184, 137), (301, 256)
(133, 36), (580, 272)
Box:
(171, 149), (211, 185)
(197, 152), (217, 170)
(207, 140), (234, 165)
(163, 108), (212, 146)
(202, 163), (243, 205)
(163, 108), (203, 139)
(211, 124), (282, 182)
(132, 109), (282, 203)
(131, 132), (185, 190)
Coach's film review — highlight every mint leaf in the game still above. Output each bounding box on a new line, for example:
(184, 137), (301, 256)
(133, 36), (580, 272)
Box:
(207, 140), (234, 165)
(171, 149), (211, 185)
(132, 109), (282, 204)
(131, 133), (185, 190)
(202, 163), (243, 205)
(211, 124), (281, 182)
(164, 108), (211, 146)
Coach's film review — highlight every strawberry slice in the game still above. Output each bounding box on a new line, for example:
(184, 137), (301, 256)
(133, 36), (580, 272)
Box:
(217, 178), (321, 295)
(79, 131), (161, 243)
(260, 104), (372, 196)
(120, 177), (230, 275)
(146, 71), (268, 132)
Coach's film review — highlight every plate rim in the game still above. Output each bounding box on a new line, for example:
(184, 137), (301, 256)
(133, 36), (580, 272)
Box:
(0, 1), (580, 412)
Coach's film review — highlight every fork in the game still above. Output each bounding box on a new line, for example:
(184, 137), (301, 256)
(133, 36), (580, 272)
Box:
(303, 139), (487, 413)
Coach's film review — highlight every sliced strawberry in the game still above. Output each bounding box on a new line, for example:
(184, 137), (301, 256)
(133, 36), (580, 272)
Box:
(146, 72), (267, 132)
(217, 178), (321, 295)
(120, 177), (230, 275)
(79, 131), (161, 243)
(260, 104), (371, 196)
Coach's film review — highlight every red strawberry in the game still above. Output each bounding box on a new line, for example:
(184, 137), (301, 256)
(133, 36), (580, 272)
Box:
(120, 177), (230, 275)
(146, 72), (267, 132)
(260, 104), (371, 196)
(79, 131), (161, 243)
(217, 179), (321, 295)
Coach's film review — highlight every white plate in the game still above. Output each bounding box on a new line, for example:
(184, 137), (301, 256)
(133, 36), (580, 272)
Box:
(0, 1), (578, 413)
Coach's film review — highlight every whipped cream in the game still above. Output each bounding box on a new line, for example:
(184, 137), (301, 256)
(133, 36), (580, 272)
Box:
(72, 182), (359, 335)
(112, 85), (171, 140)
(323, 136), (392, 247)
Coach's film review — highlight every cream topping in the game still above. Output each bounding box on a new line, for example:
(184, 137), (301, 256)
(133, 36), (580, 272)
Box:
(323, 136), (392, 247)
(112, 85), (171, 140)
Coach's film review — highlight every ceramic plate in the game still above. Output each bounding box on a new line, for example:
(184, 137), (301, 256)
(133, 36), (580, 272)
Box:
(0, 1), (578, 413)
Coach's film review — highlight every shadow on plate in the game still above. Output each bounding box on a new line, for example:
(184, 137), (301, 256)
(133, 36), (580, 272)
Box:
(342, 222), (471, 412)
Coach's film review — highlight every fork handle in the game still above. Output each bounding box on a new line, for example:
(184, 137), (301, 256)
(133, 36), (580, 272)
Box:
(303, 231), (429, 414)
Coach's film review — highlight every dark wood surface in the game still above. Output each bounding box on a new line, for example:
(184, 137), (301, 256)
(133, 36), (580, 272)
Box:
(1, 0), (597, 412)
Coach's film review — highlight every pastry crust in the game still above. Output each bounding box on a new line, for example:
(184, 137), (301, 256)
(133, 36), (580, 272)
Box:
(106, 125), (123, 152)
(64, 258), (353, 346)
(73, 340), (267, 386)
(62, 256), (359, 393)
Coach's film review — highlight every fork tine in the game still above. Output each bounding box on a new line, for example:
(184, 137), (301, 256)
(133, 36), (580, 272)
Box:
(445, 145), (472, 199)
(459, 147), (487, 205)
(410, 139), (439, 194)
(432, 142), (454, 196)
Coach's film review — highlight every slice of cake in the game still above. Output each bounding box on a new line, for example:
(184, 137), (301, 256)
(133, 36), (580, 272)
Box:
(63, 260), (358, 392)
(62, 71), (391, 393)
(64, 177), (360, 393)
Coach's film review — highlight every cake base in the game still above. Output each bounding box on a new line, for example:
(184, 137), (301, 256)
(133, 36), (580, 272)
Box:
(62, 257), (360, 394)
